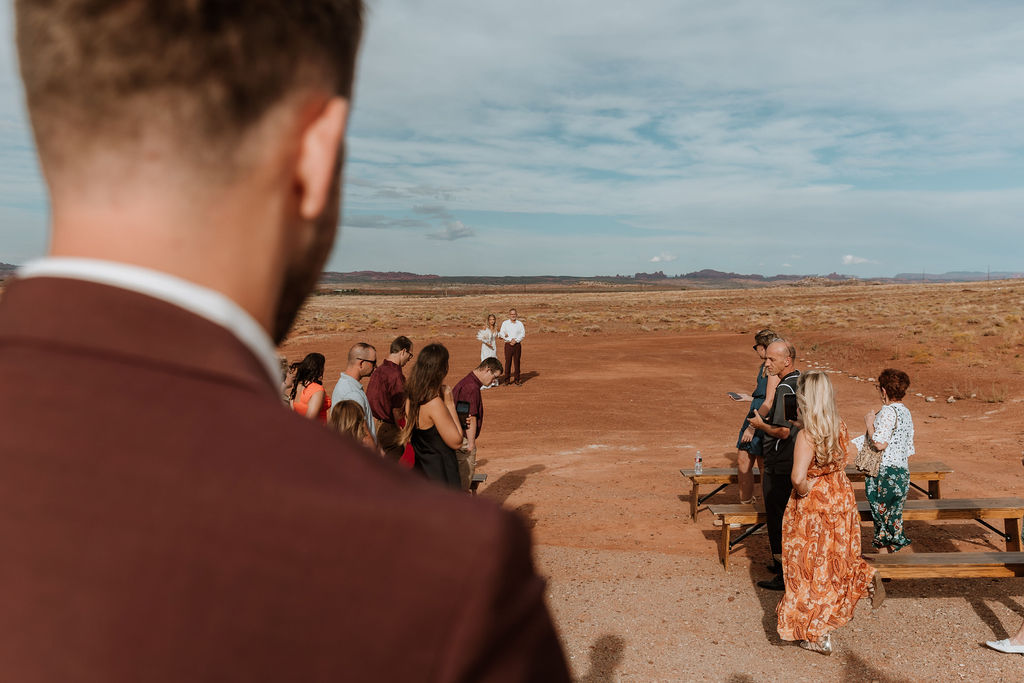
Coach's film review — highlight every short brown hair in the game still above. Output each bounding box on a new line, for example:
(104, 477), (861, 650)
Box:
(477, 357), (503, 374)
(390, 336), (413, 354)
(878, 368), (910, 401)
(16, 0), (363, 168)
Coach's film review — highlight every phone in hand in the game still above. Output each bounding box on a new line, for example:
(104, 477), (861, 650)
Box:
(456, 400), (471, 429)
(727, 392), (743, 401)
(783, 393), (798, 422)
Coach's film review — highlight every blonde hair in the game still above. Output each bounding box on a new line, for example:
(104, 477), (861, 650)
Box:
(328, 400), (369, 442)
(796, 371), (844, 466)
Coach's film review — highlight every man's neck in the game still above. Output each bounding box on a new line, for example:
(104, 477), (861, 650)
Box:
(343, 367), (362, 381)
(46, 166), (288, 336)
(387, 354), (403, 365)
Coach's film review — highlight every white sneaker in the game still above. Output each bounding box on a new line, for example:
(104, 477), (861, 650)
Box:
(986, 639), (1024, 654)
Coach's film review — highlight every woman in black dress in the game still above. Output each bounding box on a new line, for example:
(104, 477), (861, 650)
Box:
(399, 343), (464, 488)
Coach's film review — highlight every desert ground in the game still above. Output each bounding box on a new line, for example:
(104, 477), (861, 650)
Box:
(282, 279), (1024, 682)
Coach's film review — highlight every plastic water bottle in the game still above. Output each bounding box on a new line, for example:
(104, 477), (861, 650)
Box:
(694, 450), (703, 475)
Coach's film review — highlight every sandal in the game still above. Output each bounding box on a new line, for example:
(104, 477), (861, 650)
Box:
(798, 634), (832, 656)
(869, 571), (886, 609)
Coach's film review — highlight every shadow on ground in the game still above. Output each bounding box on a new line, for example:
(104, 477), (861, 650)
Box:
(576, 634), (625, 683)
(480, 464), (546, 506)
(748, 554), (785, 646)
(513, 502), (536, 529)
(841, 652), (913, 681)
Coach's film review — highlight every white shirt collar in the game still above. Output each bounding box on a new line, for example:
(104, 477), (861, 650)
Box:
(17, 257), (281, 387)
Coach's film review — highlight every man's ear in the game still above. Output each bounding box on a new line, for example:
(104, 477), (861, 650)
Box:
(296, 96), (349, 220)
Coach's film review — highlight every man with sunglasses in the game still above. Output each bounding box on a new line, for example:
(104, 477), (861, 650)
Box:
(332, 342), (378, 443)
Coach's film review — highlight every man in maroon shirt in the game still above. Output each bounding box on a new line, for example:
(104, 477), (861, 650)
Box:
(366, 335), (414, 460)
(452, 357), (503, 491)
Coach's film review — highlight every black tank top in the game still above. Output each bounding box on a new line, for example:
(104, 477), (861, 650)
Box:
(411, 425), (460, 489)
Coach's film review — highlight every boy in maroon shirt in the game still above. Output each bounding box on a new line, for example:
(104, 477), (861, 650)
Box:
(452, 357), (503, 490)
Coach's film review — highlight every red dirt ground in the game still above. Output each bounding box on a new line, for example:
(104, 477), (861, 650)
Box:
(282, 281), (1024, 681)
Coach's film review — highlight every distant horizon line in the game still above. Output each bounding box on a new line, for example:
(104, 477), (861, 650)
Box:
(319, 268), (1024, 282)
(1, 262), (1021, 283)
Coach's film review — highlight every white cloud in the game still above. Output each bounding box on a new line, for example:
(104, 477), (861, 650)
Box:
(3, 1), (1024, 275)
(842, 254), (877, 265)
(425, 220), (475, 241)
(650, 252), (678, 263)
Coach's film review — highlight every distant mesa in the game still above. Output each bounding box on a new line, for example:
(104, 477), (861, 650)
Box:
(320, 270), (440, 283)
(893, 271), (1024, 282)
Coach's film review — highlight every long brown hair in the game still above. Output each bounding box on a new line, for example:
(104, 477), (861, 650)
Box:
(290, 352), (325, 400)
(399, 343), (449, 445)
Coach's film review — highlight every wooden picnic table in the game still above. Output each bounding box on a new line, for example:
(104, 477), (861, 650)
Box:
(708, 496), (1024, 569)
(681, 461), (953, 521)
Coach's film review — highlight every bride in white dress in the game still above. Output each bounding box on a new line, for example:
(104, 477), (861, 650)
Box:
(476, 314), (499, 387)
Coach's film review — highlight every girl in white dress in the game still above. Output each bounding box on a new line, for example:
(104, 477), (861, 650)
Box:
(477, 314), (499, 387)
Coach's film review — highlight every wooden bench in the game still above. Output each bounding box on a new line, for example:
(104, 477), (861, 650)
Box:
(709, 497), (1024, 569)
(470, 473), (487, 494)
(865, 552), (1024, 579)
(682, 461), (953, 521)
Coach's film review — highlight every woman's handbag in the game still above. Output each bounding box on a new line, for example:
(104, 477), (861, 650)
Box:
(855, 408), (898, 477)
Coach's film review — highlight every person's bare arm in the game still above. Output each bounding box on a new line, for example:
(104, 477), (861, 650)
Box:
(304, 388), (324, 419)
(466, 416), (478, 451)
(425, 387), (463, 449)
(758, 373), (781, 417)
(791, 430), (815, 495)
(747, 410), (790, 440)
(865, 408), (889, 450)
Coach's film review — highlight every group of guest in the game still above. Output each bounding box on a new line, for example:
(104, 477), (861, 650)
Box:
(281, 330), (504, 493)
(734, 329), (916, 655)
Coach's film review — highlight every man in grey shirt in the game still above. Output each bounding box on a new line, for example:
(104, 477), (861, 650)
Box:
(331, 342), (377, 441)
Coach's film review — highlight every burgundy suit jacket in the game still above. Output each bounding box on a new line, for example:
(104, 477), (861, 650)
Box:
(0, 277), (568, 682)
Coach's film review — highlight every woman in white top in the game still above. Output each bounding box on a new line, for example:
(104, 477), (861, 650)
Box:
(476, 314), (499, 387)
(863, 368), (915, 552)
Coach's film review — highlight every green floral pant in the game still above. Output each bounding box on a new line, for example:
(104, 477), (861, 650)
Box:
(865, 465), (912, 550)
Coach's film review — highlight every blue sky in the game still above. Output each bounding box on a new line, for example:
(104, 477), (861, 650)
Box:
(2, 1), (1024, 277)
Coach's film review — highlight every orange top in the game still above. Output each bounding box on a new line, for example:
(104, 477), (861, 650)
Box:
(292, 382), (330, 424)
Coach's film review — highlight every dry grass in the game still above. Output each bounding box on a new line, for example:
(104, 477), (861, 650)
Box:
(286, 279), (1024, 403)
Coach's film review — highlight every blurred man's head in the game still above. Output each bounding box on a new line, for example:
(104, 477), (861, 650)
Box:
(15, 0), (364, 342)
(508, 308), (517, 322)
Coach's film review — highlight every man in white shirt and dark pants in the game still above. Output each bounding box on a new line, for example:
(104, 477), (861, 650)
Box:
(499, 308), (526, 386)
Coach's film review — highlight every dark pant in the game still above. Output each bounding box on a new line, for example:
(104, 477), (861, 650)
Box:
(762, 471), (793, 559)
(503, 342), (522, 383)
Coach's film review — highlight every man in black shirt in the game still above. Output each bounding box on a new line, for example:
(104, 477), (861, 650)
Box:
(747, 339), (800, 591)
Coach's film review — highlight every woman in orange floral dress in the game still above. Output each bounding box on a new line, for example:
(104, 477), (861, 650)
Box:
(776, 370), (884, 655)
